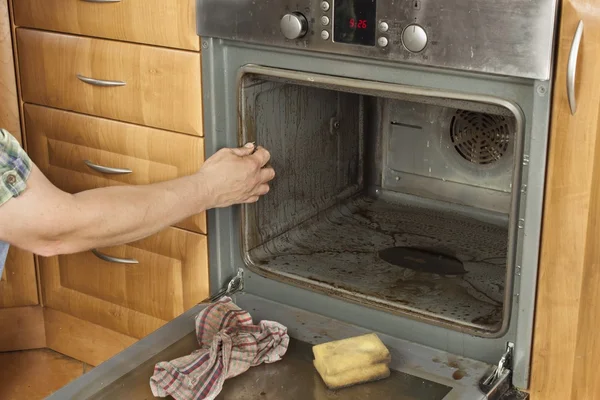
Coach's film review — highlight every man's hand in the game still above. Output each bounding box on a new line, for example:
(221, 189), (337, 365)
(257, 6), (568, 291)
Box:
(198, 143), (275, 209)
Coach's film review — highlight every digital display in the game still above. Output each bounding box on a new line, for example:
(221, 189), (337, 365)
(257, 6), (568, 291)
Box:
(333, 0), (377, 46)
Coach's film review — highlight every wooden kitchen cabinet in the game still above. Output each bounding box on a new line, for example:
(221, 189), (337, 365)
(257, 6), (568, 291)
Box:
(24, 104), (207, 234)
(17, 28), (203, 136)
(0, 0), (210, 366)
(39, 227), (209, 365)
(13, 0), (199, 51)
(530, 0), (600, 399)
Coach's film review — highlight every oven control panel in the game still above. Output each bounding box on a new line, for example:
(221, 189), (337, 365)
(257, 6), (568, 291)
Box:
(197, 0), (558, 80)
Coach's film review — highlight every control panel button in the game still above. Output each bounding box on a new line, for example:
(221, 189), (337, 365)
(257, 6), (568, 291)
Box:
(280, 12), (309, 40)
(377, 37), (389, 47)
(321, 16), (330, 26)
(402, 24), (428, 53)
(320, 1), (330, 11)
(378, 22), (389, 32)
(321, 30), (330, 40)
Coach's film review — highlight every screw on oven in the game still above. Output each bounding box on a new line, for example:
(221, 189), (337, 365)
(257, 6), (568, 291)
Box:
(330, 118), (340, 133)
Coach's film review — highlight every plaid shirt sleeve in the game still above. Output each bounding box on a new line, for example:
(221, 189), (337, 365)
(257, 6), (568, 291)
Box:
(0, 128), (32, 206)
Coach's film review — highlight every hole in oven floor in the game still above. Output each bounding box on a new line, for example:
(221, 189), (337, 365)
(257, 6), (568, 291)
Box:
(248, 195), (507, 333)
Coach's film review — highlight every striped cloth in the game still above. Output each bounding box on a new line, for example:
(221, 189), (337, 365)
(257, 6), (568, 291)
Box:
(150, 297), (289, 400)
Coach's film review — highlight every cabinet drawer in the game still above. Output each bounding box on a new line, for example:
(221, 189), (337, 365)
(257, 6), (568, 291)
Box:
(13, 0), (199, 51)
(25, 104), (206, 234)
(39, 226), (209, 339)
(17, 29), (203, 136)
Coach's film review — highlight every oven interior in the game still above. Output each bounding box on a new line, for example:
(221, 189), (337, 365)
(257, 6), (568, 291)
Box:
(240, 72), (520, 336)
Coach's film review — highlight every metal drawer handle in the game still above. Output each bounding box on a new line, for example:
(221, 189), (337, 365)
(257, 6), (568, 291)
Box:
(84, 160), (132, 175)
(92, 249), (139, 264)
(567, 20), (583, 115)
(77, 74), (126, 87)
(81, 0), (121, 3)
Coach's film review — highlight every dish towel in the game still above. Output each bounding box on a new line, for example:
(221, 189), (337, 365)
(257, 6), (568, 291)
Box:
(149, 297), (289, 400)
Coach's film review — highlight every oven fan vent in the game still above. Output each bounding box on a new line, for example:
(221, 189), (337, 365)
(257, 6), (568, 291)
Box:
(449, 110), (512, 165)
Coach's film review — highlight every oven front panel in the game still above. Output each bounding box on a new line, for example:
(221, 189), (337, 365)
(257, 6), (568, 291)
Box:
(196, 0), (558, 80)
(201, 40), (550, 390)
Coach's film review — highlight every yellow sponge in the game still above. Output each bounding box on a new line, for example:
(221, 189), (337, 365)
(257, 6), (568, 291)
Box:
(312, 333), (391, 389)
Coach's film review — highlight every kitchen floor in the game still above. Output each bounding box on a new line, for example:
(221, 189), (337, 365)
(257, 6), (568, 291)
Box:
(0, 349), (92, 400)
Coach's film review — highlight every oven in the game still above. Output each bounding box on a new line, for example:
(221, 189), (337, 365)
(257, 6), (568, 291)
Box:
(48, 0), (558, 398)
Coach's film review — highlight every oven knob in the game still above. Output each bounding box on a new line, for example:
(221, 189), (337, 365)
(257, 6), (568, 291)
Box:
(280, 12), (309, 40)
(402, 24), (428, 53)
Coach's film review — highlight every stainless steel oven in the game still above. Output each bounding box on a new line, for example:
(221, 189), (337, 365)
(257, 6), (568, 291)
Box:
(48, 0), (558, 398)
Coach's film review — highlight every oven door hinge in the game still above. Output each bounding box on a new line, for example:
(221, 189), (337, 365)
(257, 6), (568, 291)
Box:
(208, 268), (245, 303)
(480, 342), (529, 400)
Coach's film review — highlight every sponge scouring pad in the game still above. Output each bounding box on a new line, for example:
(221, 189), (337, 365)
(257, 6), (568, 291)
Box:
(312, 333), (391, 390)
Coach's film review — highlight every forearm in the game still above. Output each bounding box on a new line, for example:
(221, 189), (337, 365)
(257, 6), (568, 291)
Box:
(0, 165), (213, 257)
(0, 143), (273, 257)
(44, 175), (210, 255)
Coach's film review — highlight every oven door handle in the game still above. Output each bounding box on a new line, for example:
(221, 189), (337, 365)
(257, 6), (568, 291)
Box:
(567, 20), (584, 115)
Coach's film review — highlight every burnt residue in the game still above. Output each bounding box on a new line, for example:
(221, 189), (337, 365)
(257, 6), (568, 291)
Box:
(452, 370), (467, 380)
(378, 247), (467, 276)
(249, 196), (508, 332)
(432, 356), (469, 381)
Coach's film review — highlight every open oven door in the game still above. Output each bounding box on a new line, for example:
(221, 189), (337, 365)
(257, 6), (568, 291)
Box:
(46, 270), (528, 400)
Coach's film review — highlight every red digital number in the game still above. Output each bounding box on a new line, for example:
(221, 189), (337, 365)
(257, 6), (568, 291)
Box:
(350, 19), (368, 29)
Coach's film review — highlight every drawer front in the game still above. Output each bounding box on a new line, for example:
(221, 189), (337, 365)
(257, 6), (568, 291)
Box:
(13, 0), (199, 51)
(39, 226), (209, 339)
(25, 104), (206, 234)
(17, 29), (203, 136)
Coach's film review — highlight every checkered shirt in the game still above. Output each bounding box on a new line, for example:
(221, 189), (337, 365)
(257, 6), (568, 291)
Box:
(0, 128), (32, 274)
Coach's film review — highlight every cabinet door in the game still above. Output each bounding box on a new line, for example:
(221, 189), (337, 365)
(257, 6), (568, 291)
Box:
(13, 0), (199, 51)
(530, 1), (600, 399)
(25, 104), (207, 234)
(16, 28), (203, 136)
(40, 227), (209, 366)
(0, 0), (44, 352)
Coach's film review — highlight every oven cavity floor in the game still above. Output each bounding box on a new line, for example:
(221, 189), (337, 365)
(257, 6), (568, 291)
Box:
(248, 196), (508, 332)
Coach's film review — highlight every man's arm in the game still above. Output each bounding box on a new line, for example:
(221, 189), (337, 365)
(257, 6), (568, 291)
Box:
(0, 143), (274, 257)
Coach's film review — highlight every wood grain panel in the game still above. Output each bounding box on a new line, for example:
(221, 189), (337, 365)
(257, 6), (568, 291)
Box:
(0, 247), (38, 307)
(13, 0), (199, 51)
(0, 0), (19, 136)
(570, 102), (600, 400)
(44, 308), (136, 367)
(530, 1), (600, 399)
(39, 227), (209, 339)
(0, 0), (39, 310)
(0, 306), (45, 351)
(25, 104), (206, 234)
(16, 29), (203, 136)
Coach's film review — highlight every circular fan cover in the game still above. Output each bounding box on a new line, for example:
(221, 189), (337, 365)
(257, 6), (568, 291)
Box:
(450, 110), (512, 165)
